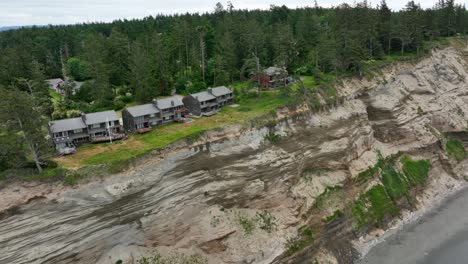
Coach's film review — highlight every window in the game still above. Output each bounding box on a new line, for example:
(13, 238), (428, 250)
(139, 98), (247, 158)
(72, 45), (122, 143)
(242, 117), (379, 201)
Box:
(150, 113), (156, 118)
(136, 123), (144, 129)
(73, 128), (82, 133)
(91, 123), (100, 129)
(54, 132), (63, 138)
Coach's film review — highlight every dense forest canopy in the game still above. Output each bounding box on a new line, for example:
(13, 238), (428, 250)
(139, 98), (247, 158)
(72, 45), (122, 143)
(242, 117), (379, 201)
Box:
(0, 0), (466, 173)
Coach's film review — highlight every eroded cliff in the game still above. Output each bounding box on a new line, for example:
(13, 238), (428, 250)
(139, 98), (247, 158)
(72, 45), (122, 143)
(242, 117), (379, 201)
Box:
(0, 41), (468, 264)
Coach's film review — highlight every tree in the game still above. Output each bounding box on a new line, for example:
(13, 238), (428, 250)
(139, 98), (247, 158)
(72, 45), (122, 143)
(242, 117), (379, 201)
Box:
(0, 87), (52, 172)
(66, 57), (90, 81)
(129, 42), (157, 103)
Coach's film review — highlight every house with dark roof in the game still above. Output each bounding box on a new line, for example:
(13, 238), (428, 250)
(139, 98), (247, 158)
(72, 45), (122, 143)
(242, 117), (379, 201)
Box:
(48, 117), (89, 154)
(153, 96), (185, 124)
(251, 67), (291, 89)
(121, 95), (186, 133)
(122, 103), (161, 133)
(48, 110), (123, 154)
(82, 111), (122, 141)
(183, 86), (234, 116)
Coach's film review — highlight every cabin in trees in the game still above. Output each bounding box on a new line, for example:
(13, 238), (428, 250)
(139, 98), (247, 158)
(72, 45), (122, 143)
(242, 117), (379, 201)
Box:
(46, 78), (65, 95)
(122, 96), (186, 133)
(183, 86), (234, 116)
(251, 67), (290, 89)
(48, 110), (123, 154)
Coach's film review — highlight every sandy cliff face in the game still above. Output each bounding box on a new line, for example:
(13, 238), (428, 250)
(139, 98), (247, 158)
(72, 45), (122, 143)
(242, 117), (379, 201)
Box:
(0, 44), (467, 264)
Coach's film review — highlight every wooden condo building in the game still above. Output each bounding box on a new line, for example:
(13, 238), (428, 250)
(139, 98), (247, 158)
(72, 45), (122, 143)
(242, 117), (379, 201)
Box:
(183, 86), (234, 116)
(49, 110), (123, 154)
(122, 96), (185, 133)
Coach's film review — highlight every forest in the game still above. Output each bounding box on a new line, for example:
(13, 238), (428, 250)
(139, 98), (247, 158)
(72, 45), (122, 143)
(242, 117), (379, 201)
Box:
(0, 0), (466, 175)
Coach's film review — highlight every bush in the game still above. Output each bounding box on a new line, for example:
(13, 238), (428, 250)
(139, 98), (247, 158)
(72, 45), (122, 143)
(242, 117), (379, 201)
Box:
(446, 138), (466, 161)
(237, 213), (256, 235)
(255, 210), (277, 233)
(113, 100), (126, 110)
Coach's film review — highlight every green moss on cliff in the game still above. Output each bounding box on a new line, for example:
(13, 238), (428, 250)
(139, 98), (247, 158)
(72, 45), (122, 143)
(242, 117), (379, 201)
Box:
(446, 138), (466, 161)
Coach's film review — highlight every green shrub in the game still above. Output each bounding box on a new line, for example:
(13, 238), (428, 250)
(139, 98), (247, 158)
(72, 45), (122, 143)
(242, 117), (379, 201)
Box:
(446, 138), (466, 161)
(265, 132), (281, 143)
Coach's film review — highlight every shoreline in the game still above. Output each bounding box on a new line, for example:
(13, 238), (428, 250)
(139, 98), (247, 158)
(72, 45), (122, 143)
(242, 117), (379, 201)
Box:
(354, 181), (468, 264)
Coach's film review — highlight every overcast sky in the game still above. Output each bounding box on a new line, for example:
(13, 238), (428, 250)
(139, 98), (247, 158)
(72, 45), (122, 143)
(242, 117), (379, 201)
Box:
(0, 0), (464, 27)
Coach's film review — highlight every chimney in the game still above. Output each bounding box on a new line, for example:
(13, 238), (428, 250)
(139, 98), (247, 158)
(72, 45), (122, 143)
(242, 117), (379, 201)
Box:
(81, 113), (86, 122)
(171, 100), (174, 106)
(208, 88), (213, 94)
(152, 99), (158, 106)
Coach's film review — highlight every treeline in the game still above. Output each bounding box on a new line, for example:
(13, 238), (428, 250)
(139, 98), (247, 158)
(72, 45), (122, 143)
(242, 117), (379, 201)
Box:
(0, 0), (466, 174)
(0, 1), (466, 105)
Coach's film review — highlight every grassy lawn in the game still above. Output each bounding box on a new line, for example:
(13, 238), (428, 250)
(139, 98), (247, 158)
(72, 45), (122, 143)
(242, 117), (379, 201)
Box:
(49, 89), (61, 103)
(55, 90), (289, 169)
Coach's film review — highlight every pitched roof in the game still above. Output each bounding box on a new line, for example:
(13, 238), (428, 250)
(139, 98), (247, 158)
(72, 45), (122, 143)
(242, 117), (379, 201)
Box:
(46, 78), (64, 87)
(264, 67), (286, 76)
(125, 103), (159, 117)
(209, 86), (231, 97)
(49, 117), (86, 133)
(84, 110), (119, 125)
(154, 96), (184, 109)
(191, 91), (216, 102)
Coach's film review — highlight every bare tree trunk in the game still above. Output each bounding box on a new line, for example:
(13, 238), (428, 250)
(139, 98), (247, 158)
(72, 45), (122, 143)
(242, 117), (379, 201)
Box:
(200, 33), (206, 83)
(18, 119), (42, 172)
(28, 141), (42, 173)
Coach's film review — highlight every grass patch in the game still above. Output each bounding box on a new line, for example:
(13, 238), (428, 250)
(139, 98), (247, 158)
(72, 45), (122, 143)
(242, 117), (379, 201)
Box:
(446, 138), (466, 162)
(380, 165), (408, 200)
(286, 225), (314, 256)
(255, 210), (277, 233)
(237, 213), (256, 235)
(23, 168), (67, 182)
(401, 155), (431, 186)
(64, 172), (87, 186)
(137, 251), (207, 264)
(323, 210), (344, 223)
(314, 186), (343, 209)
(352, 184), (398, 228)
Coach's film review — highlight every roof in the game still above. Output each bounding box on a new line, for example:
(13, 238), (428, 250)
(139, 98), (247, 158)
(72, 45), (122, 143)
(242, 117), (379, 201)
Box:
(84, 110), (119, 125)
(264, 67), (286, 76)
(191, 91), (216, 102)
(46, 78), (64, 87)
(154, 96), (184, 109)
(49, 117), (86, 133)
(125, 103), (159, 117)
(209, 86), (231, 97)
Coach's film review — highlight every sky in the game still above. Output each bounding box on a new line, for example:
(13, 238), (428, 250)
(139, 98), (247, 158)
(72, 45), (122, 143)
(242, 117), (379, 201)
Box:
(0, 0), (464, 27)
